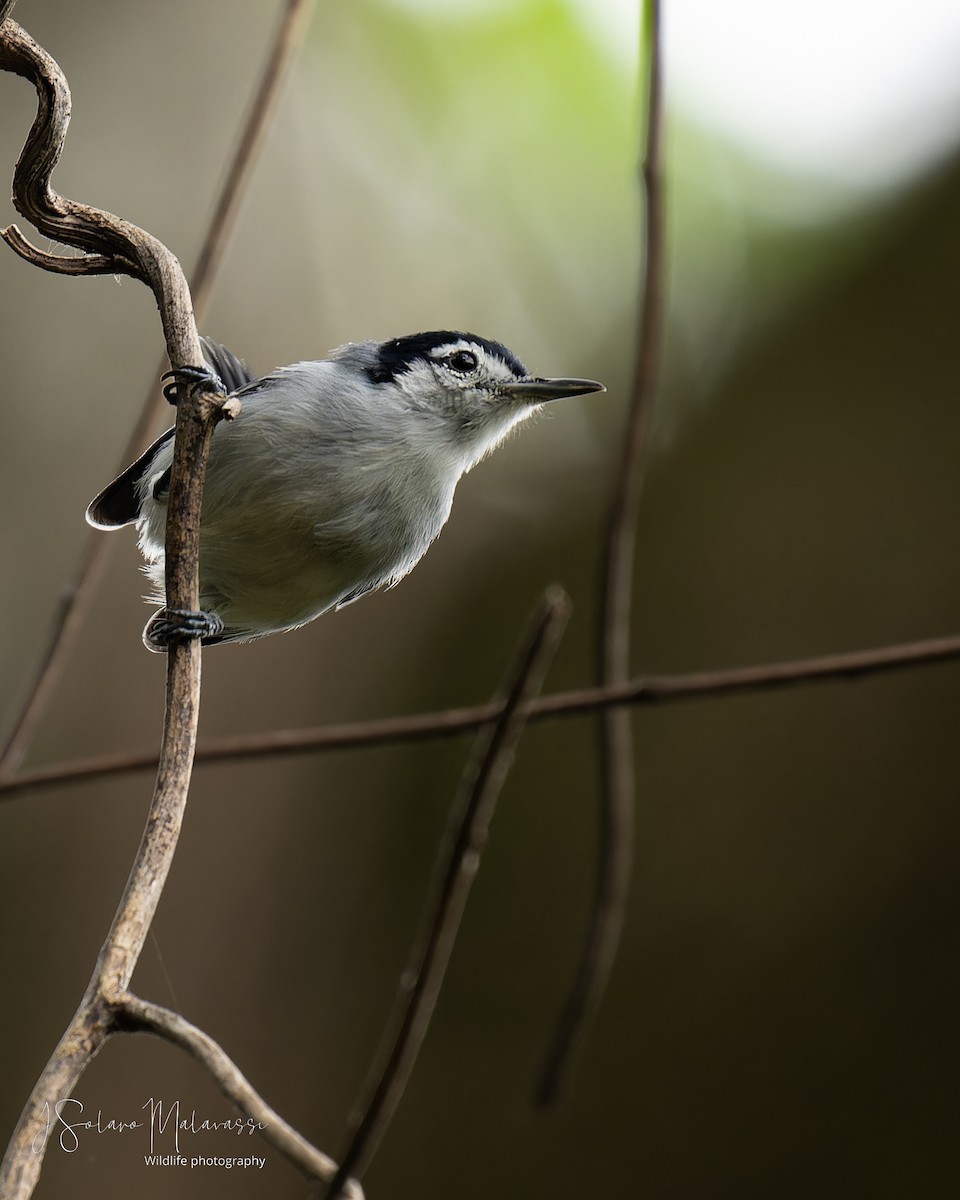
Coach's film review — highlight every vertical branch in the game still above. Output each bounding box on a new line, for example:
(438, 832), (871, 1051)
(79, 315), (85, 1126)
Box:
(0, 0), (316, 778)
(0, 19), (230, 1197)
(538, 0), (665, 1104)
(324, 590), (571, 1200)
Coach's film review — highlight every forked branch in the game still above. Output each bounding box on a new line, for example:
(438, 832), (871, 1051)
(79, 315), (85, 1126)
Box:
(116, 995), (363, 1197)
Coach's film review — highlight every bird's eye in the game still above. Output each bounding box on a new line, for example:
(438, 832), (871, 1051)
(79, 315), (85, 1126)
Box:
(446, 350), (478, 374)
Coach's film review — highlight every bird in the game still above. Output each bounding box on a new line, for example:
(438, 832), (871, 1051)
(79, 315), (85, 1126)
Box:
(86, 331), (605, 651)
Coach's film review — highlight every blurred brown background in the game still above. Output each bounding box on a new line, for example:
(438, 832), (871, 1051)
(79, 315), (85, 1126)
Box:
(2, 1), (959, 1197)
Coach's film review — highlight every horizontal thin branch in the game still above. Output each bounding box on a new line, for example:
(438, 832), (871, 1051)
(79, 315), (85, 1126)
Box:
(117, 994), (363, 1198)
(4, 630), (960, 801)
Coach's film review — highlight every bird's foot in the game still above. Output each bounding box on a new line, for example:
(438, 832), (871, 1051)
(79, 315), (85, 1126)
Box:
(143, 607), (225, 653)
(161, 364), (223, 405)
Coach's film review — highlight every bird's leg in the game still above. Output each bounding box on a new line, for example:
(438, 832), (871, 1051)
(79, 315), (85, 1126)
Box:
(143, 608), (225, 653)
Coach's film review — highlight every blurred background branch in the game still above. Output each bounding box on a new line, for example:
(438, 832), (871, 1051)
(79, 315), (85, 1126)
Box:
(5, 626), (960, 801)
(538, 0), (664, 1105)
(326, 589), (569, 1198)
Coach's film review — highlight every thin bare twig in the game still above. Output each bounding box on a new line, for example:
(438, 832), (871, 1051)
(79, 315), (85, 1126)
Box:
(0, 20), (227, 1197)
(116, 994), (363, 1197)
(4, 627), (960, 801)
(0, 0), (316, 778)
(190, 0), (317, 320)
(538, 0), (664, 1104)
(324, 589), (571, 1199)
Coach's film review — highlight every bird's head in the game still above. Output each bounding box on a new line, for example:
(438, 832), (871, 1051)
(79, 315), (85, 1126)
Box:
(358, 330), (605, 461)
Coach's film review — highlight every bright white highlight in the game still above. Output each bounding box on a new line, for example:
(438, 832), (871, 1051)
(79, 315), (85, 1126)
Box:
(573, 0), (960, 192)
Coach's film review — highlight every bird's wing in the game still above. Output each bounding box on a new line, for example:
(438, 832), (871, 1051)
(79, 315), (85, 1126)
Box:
(199, 336), (257, 394)
(85, 337), (259, 530)
(85, 427), (175, 529)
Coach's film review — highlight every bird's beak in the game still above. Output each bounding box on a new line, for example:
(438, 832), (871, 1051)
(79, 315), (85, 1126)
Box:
(501, 377), (606, 404)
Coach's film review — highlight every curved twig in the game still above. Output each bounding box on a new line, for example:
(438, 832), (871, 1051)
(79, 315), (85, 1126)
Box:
(1, 222), (132, 273)
(116, 995), (363, 1198)
(325, 589), (571, 1199)
(0, 22), (176, 299)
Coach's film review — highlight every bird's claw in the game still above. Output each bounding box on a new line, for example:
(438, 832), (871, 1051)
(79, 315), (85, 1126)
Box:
(161, 364), (224, 405)
(143, 607), (224, 652)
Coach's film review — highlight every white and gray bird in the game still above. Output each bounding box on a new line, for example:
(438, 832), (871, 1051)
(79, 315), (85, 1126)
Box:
(87, 331), (604, 651)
